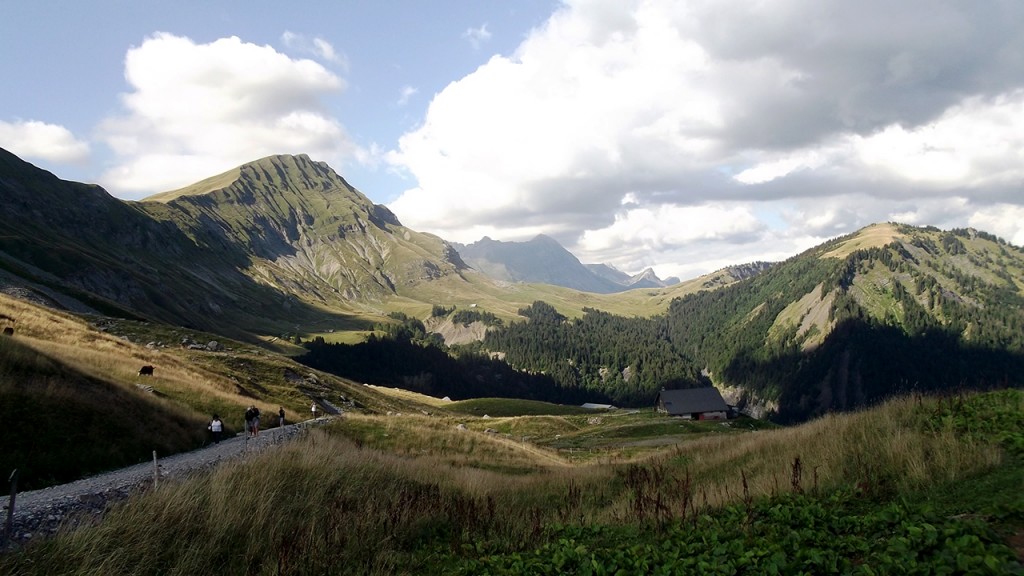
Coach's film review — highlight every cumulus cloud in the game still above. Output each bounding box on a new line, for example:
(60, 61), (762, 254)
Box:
(968, 205), (1024, 246)
(0, 120), (90, 163)
(388, 0), (1024, 277)
(98, 33), (355, 197)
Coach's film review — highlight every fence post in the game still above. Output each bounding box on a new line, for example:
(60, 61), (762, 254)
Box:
(4, 469), (17, 546)
(152, 451), (159, 489)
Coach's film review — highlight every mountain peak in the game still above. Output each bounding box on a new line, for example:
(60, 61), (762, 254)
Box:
(143, 154), (334, 203)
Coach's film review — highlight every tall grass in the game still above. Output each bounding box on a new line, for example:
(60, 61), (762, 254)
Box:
(0, 293), (423, 491)
(0, 336), (207, 492)
(2, 391), (1016, 575)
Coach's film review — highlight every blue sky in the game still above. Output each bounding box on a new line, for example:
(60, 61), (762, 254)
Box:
(1, 1), (552, 201)
(3, 1), (1024, 280)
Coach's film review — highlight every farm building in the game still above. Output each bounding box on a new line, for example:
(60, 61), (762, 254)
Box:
(656, 387), (729, 420)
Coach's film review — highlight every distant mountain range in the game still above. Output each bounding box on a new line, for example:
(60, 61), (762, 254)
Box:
(0, 148), (737, 340)
(480, 222), (1024, 420)
(2, 147), (1021, 421)
(453, 235), (679, 293)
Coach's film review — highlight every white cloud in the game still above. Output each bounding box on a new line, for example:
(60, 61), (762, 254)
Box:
(0, 120), (90, 163)
(397, 85), (418, 106)
(968, 205), (1024, 246)
(580, 203), (764, 252)
(734, 150), (829, 185)
(281, 30), (348, 68)
(98, 33), (356, 197)
(312, 38), (342, 64)
(463, 23), (492, 49)
(852, 91), (1024, 191)
(388, 0), (1024, 277)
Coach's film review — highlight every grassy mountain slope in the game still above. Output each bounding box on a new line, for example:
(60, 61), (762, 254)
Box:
(0, 148), (369, 339)
(477, 223), (1024, 420)
(676, 223), (1024, 416)
(1, 148), (752, 347)
(143, 154), (467, 306)
(0, 293), (438, 493)
(141, 153), (723, 331)
(4, 146), (1020, 422)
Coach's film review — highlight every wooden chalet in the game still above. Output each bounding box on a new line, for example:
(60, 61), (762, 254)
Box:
(656, 387), (729, 420)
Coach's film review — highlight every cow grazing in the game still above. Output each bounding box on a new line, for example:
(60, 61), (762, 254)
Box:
(138, 365), (155, 376)
(2, 327), (13, 336)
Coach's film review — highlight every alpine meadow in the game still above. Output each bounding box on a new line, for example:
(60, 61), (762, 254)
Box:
(0, 147), (1022, 574)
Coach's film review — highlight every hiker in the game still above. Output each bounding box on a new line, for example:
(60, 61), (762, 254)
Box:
(278, 406), (286, 427)
(251, 405), (261, 437)
(311, 401), (318, 420)
(244, 405), (260, 437)
(209, 414), (223, 444)
(243, 406), (252, 436)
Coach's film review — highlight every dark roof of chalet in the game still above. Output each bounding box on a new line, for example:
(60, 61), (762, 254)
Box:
(658, 387), (728, 415)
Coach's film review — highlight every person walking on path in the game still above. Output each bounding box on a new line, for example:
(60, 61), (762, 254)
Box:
(251, 405), (261, 437)
(244, 406), (254, 437)
(209, 414), (223, 444)
(311, 401), (318, 420)
(278, 406), (286, 427)
(244, 405), (261, 437)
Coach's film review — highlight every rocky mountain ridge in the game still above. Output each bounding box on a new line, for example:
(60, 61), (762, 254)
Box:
(0, 149), (482, 338)
(455, 234), (680, 293)
(2, 148), (739, 342)
(3, 147), (1021, 422)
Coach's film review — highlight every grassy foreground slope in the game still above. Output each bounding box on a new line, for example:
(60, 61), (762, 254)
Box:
(2, 389), (1020, 575)
(0, 293), (437, 493)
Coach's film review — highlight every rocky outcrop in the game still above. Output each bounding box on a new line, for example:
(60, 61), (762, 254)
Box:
(715, 383), (778, 420)
(425, 317), (488, 345)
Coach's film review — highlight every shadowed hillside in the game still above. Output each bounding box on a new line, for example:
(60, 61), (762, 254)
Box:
(0, 293), (438, 493)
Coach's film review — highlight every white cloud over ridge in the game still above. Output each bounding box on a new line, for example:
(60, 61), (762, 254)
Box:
(0, 120), (90, 164)
(98, 33), (355, 197)
(388, 0), (1024, 278)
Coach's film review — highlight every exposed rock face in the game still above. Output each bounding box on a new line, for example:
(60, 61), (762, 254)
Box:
(715, 383), (778, 420)
(424, 317), (489, 345)
(723, 262), (774, 281)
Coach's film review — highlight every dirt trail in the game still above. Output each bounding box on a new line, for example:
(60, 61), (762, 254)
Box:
(3, 415), (568, 548)
(3, 418), (328, 548)
(488, 434), (571, 467)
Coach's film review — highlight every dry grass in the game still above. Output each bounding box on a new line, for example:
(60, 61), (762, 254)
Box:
(0, 293), (444, 492)
(628, 396), (1002, 512)
(1, 390), (1014, 575)
(1, 295), (267, 425)
(820, 222), (902, 259)
(363, 384), (452, 407)
(329, 395), (1004, 520)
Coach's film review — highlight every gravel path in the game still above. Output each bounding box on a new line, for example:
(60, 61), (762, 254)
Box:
(2, 418), (329, 549)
